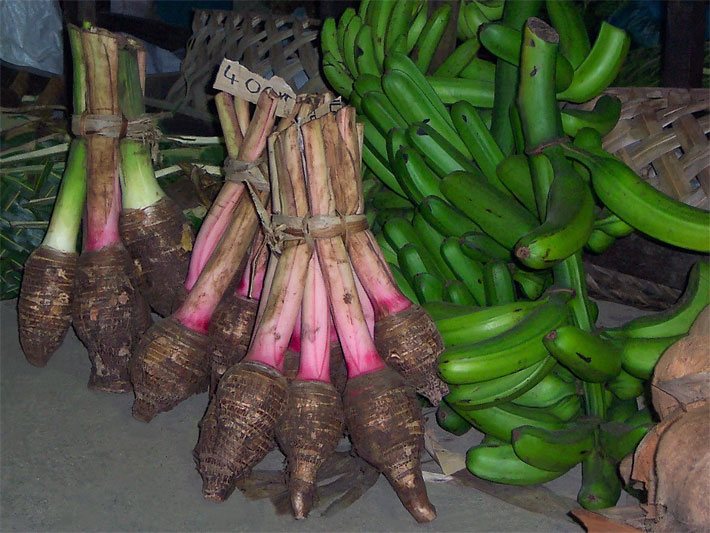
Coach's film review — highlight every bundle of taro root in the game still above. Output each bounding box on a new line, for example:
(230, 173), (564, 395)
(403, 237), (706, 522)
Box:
(18, 24), (194, 385)
(131, 89), (447, 521)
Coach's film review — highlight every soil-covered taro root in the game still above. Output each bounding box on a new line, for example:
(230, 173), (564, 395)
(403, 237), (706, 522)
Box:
(18, 25), (87, 367)
(326, 108), (447, 404)
(128, 90), (278, 421)
(208, 233), (268, 392)
(72, 26), (151, 392)
(117, 42), (194, 317)
(302, 115), (436, 523)
(194, 123), (311, 499)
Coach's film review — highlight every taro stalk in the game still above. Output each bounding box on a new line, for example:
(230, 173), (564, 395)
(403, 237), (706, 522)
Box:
(71, 26), (151, 393)
(276, 255), (344, 519)
(128, 91), (278, 421)
(117, 40), (194, 317)
(327, 108), (447, 404)
(208, 232), (268, 392)
(18, 24), (87, 366)
(302, 115), (436, 523)
(194, 122), (312, 502)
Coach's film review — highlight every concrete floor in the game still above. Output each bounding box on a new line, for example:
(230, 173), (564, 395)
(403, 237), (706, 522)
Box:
(0, 299), (645, 532)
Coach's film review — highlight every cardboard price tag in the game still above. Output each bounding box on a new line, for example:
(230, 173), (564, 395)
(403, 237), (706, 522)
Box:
(213, 59), (296, 117)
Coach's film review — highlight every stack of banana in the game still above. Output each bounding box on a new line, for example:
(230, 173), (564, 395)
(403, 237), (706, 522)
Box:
(321, 0), (710, 510)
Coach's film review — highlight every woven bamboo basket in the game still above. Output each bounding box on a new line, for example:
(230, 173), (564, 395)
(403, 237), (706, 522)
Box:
(572, 87), (710, 310)
(163, 9), (326, 120)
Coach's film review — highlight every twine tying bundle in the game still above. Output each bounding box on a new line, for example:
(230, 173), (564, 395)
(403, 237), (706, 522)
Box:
(71, 113), (165, 160)
(223, 157), (270, 191)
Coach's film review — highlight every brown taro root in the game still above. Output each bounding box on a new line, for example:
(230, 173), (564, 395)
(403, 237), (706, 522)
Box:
(129, 90), (278, 421)
(19, 248), (78, 367)
(119, 196), (194, 317)
(117, 41), (194, 317)
(18, 27), (87, 367)
(324, 108), (447, 404)
(344, 366), (436, 523)
(72, 27), (151, 392)
(195, 120), (312, 500)
(208, 233), (268, 392)
(302, 114), (436, 523)
(276, 381), (343, 518)
(651, 306), (710, 419)
(195, 361), (289, 501)
(276, 255), (344, 518)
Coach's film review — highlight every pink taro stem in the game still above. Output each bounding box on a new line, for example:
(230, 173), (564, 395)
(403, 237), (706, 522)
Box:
(296, 256), (331, 382)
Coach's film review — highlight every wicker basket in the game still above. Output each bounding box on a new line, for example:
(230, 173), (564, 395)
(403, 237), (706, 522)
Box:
(576, 87), (710, 310)
(164, 9), (326, 120)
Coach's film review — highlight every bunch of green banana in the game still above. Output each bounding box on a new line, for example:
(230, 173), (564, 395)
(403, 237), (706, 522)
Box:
(321, 1), (709, 506)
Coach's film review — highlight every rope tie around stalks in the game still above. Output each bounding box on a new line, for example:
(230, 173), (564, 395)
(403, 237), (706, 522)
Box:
(71, 112), (165, 160)
(223, 156), (270, 191)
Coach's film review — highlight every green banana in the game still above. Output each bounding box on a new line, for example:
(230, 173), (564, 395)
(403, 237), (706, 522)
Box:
(611, 334), (684, 380)
(411, 3), (452, 73)
(412, 212), (457, 279)
(496, 154), (537, 214)
(585, 228), (616, 254)
(355, 24), (381, 76)
(435, 298), (546, 347)
(385, 216), (445, 278)
(557, 22), (631, 104)
(445, 356), (557, 410)
(423, 301), (477, 321)
(436, 400), (472, 436)
(459, 57), (496, 83)
(322, 52), (353, 99)
(358, 0), (371, 21)
(546, 394), (583, 422)
(457, 402), (567, 442)
(368, 0), (396, 68)
(388, 261), (417, 303)
(553, 364), (577, 384)
(606, 262), (709, 339)
(321, 17), (344, 65)
(474, 0), (505, 21)
(460, 231), (512, 263)
(362, 142), (406, 197)
(624, 406), (654, 428)
(459, 0), (489, 39)
(342, 15), (364, 77)
(451, 100), (506, 191)
(373, 207), (415, 230)
(444, 280), (478, 306)
(483, 260), (517, 305)
(337, 8), (357, 58)
(392, 146), (442, 203)
(402, 1), (428, 55)
(418, 195), (482, 237)
(607, 369), (645, 401)
(599, 420), (652, 463)
(406, 122), (477, 178)
(587, 299), (600, 325)
(382, 70), (470, 156)
(512, 420), (596, 472)
(440, 237), (487, 306)
(397, 243), (430, 285)
(561, 95), (622, 138)
(352, 71), (382, 98)
(545, 0), (591, 69)
(385, 0), (413, 53)
(543, 325), (622, 383)
(434, 38), (481, 78)
(514, 149), (595, 269)
(511, 266), (550, 301)
(528, 153), (555, 220)
(508, 104), (526, 154)
(478, 22), (574, 92)
(384, 51), (453, 125)
(441, 171), (539, 249)
(512, 370), (578, 409)
(413, 272), (446, 304)
(372, 188), (413, 210)
(426, 76), (495, 107)
(563, 146), (710, 252)
(438, 291), (572, 384)
(360, 89), (407, 137)
(594, 211), (634, 238)
(577, 450), (622, 510)
(466, 442), (567, 485)
(386, 127), (407, 164)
